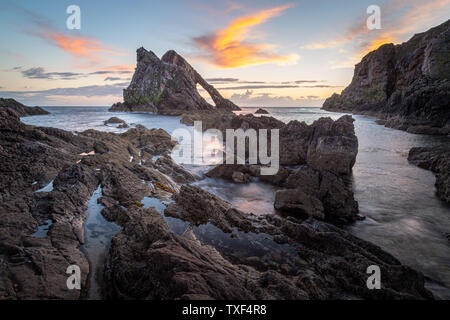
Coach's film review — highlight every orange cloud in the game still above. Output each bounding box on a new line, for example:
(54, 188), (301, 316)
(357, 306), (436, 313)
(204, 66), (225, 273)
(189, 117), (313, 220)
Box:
(39, 31), (126, 66)
(47, 33), (104, 57)
(193, 4), (298, 68)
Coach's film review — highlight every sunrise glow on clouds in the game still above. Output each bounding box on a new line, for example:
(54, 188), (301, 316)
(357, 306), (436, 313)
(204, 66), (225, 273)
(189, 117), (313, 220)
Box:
(0, 0), (449, 106)
(303, 0), (450, 68)
(193, 4), (299, 68)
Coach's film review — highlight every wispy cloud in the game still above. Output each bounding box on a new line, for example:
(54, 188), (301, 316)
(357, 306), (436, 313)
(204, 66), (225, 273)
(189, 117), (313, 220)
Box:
(220, 85), (300, 90)
(20, 67), (84, 80)
(193, 4), (299, 68)
(10, 66), (133, 81)
(302, 0), (450, 68)
(230, 90), (324, 107)
(10, 3), (128, 67)
(205, 77), (240, 83)
(219, 84), (342, 90)
(0, 83), (128, 99)
(205, 78), (326, 85)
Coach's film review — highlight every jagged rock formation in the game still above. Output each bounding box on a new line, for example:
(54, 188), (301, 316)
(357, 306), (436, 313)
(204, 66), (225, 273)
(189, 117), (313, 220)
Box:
(408, 145), (450, 203)
(323, 20), (450, 135)
(0, 98), (49, 117)
(110, 48), (240, 113)
(204, 115), (359, 223)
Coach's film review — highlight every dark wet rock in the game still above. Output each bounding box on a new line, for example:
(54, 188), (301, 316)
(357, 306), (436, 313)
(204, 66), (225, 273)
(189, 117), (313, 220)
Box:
(0, 104), (182, 299)
(165, 185), (253, 233)
(208, 163), (358, 223)
(104, 117), (126, 125)
(105, 207), (308, 300)
(255, 108), (269, 114)
(0, 98), (49, 117)
(306, 115), (358, 175)
(206, 164), (256, 183)
(274, 189), (325, 220)
(103, 183), (433, 300)
(110, 48), (240, 113)
(268, 165), (358, 223)
(408, 145), (450, 203)
(0, 109), (95, 299)
(153, 156), (197, 184)
(120, 125), (176, 156)
(323, 20), (450, 135)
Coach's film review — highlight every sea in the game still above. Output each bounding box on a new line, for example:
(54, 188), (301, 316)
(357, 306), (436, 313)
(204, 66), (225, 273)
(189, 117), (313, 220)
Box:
(21, 106), (450, 298)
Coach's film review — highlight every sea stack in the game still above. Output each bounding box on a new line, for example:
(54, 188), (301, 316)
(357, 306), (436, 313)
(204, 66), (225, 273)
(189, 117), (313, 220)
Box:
(110, 48), (241, 114)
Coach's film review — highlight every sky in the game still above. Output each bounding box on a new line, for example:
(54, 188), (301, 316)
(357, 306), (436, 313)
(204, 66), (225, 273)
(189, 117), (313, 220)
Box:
(0, 0), (449, 107)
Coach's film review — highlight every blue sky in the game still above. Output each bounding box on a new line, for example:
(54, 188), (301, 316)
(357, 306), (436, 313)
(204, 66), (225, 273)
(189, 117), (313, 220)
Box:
(0, 0), (449, 106)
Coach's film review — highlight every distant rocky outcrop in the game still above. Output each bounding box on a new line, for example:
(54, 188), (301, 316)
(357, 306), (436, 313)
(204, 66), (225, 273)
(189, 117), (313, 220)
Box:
(408, 145), (450, 203)
(255, 108), (269, 114)
(110, 48), (240, 114)
(104, 117), (126, 125)
(323, 20), (450, 135)
(0, 98), (49, 117)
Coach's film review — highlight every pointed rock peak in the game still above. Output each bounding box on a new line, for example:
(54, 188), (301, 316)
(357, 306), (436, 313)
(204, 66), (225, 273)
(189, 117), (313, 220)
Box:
(137, 47), (159, 64)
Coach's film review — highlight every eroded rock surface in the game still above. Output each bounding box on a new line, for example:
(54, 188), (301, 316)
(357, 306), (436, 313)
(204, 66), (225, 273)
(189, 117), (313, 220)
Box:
(104, 184), (433, 300)
(0, 105), (188, 299)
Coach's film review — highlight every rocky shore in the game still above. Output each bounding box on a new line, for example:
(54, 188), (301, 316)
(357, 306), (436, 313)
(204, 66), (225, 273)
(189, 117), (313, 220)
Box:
(323, 19), (450, 136)
(0, 98), (434, 300)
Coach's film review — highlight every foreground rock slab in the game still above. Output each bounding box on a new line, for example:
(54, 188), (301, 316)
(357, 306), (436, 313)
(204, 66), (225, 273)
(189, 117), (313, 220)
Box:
(104, 184), (433, 300)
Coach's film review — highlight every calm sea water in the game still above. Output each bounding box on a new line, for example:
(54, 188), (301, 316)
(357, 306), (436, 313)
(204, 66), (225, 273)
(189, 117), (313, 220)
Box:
(22, 106), (450, 297)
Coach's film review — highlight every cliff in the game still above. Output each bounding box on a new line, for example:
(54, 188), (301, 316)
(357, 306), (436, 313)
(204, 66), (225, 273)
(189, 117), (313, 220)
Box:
(110, 48), (240, 113)
(323, 19), (450, 135)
